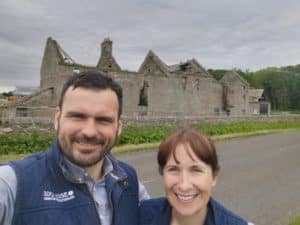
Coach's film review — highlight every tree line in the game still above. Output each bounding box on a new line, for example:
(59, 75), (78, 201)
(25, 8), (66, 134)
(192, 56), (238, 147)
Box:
(208, 65), (300, 111)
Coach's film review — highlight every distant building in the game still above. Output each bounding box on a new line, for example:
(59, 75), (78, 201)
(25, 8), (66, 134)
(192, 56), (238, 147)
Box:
(0, 99), (8, 106)
(4, 37), (269, 120)
(13, 86), (39, 97)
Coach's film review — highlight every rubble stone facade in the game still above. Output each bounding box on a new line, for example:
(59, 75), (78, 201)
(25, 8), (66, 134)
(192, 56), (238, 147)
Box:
(6, 37), (267, 119)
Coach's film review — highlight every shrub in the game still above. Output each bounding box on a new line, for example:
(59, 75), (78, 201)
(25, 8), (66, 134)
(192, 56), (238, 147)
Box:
(1, 120), (300, 155)
(0, 131), (55, 155)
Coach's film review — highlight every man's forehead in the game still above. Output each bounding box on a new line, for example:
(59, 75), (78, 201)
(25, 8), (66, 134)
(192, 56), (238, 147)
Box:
(64, 86), (116, 98)
(62, 87), (118, 110)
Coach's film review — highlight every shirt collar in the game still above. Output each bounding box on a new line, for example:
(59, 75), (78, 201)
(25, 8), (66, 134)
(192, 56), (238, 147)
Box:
(60, 155), (113, 183)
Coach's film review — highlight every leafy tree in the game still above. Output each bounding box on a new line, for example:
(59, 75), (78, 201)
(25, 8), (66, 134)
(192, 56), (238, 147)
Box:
(1, 91), (13, 97)
(207, 69), (227, 80)
(208, 65), (300, 110)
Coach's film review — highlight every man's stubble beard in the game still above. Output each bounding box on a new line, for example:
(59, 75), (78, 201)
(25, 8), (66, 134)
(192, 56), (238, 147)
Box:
(56, 124), (117, 168)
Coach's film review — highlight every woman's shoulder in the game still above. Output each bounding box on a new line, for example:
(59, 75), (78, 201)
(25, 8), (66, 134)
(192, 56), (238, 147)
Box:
(139, 197), (171, 225)
(209, 198), (248, 225)
(140, 197), (168, 208)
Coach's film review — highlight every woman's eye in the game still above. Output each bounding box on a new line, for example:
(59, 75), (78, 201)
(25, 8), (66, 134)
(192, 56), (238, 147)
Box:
(191, 167), (203, 173)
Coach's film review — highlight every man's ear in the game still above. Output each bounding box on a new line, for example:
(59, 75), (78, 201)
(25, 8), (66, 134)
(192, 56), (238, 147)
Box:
(54, 107), (61, 131)
(117, 116), (123, 136)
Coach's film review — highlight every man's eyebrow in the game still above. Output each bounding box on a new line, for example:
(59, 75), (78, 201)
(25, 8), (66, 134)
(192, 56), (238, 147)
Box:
(65, 111), (85, 117)
(95, 116), (115, 122)
(64, 111), (116, 122)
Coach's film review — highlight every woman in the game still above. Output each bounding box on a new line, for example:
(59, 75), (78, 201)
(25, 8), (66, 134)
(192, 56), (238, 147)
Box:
(139, 128), (253, 225)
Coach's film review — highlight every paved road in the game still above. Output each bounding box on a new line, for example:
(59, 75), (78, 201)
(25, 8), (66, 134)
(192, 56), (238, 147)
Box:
(118, 131), (300, 225)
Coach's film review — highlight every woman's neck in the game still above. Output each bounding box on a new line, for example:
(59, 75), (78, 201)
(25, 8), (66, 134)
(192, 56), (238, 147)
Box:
(170, 206), (208, 225)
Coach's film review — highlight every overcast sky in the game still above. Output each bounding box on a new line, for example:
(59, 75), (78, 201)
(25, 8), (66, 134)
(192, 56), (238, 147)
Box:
(1, 0), (300, 89)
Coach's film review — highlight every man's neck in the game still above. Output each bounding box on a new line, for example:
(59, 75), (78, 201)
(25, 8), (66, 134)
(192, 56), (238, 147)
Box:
(85, 159), (104, 181)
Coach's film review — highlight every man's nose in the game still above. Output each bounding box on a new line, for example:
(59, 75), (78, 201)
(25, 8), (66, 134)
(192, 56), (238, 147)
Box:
(81, 119), (98, 137)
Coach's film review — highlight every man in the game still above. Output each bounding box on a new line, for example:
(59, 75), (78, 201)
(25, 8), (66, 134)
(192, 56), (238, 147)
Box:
(0, 71), (149, 225)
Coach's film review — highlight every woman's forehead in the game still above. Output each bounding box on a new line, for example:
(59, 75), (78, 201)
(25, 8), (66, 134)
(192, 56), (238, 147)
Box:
(168, 143), (199, 163)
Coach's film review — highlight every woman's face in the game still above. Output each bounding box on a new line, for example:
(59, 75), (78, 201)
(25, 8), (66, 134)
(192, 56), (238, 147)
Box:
(162, 143), (217, 218)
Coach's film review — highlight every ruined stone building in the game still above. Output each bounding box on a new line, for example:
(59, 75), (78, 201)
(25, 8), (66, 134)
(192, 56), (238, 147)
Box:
(4, 37), (268, 120)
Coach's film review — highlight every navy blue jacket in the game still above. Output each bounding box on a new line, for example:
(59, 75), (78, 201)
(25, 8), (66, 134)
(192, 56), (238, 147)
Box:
(139, 197), (247, 225)
(9, 141), (139, 225)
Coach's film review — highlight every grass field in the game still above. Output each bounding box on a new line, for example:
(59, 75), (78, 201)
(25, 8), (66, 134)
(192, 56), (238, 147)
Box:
(289, 216), (300, 225)
(1, 126), (299, 163)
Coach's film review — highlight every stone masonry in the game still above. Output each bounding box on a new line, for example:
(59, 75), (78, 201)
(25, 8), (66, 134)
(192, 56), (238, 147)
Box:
(4, 37), (267, 119)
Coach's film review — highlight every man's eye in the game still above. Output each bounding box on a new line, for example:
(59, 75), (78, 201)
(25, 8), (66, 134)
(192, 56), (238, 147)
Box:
(72, 115), (84, 119)
(166, 167), (179, 172)
(96, 117), (114, 124)
(97, 119), (111, 124)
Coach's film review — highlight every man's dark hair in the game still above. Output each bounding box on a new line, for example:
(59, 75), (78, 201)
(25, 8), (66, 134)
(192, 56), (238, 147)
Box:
(58, 71), (123, 116)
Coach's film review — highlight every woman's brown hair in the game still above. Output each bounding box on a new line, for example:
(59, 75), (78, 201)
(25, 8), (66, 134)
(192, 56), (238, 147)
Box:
(157, 128), (220, 176)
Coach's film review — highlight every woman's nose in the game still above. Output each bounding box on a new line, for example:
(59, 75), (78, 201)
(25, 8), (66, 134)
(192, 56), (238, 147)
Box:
(177, 172), (193, 190)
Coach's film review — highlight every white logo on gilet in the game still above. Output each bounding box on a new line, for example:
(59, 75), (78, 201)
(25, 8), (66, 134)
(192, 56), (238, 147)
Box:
(43, 190), (75, 202)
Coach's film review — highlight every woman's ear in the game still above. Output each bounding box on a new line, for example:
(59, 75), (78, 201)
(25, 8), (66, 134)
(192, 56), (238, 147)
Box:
(212, 169), (219, 187)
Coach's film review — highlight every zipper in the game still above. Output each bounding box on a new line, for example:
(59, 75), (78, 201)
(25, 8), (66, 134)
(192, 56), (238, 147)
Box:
(108, 183), (116, 225)
(59, 159), (103, 224)
(86, 182), (102, 225)
(60, 177), (103, 225)
(108, 176), (128, 225)
(63, 172), (102, 225)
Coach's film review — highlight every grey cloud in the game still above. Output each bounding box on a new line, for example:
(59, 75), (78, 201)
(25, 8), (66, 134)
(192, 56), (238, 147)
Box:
(1, 0), (300, 87)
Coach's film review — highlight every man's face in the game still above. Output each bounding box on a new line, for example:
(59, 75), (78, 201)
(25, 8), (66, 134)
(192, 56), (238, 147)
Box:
(54, 87), (122, 171)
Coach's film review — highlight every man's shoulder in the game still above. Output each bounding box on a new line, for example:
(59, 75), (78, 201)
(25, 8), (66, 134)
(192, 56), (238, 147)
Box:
(9, 151), (48, 169)
(0, 164), (16, 183)
(117, 159), (135, 171)
(0, 165), (17, 225)
(0, 152), (48, 195)
(5, 151), (51, 181)
(107, 154), (137, 174)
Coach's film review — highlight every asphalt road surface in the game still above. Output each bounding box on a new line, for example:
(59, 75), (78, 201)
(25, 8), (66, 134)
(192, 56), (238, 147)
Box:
(118, 131), (300, 225)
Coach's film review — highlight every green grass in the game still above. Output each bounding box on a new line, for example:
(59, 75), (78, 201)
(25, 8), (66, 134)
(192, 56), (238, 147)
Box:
(0, 131), (55, 155)
(1, 120), (300, 159)
(199, 120), (300, 136)
(289, 216), (300, 225)
(117, 120), (300, 146)
(0, 153), (27, 162)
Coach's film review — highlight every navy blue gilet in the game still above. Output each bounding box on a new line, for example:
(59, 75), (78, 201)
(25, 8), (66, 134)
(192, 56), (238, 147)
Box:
(139, 197), (248, 225)
(10, 141), (139, 225)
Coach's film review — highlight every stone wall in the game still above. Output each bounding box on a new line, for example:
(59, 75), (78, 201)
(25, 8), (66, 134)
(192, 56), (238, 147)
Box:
(110, 72), (144, 116)
(11, 37), (268, 121)
(145, 75), (224, 116)
(1, 114), (300, 131)
(40, 37), (96, 106)
(123, 114), (300, 127)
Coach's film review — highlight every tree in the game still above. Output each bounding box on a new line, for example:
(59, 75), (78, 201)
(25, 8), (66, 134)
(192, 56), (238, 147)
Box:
(1, 91), (13, 97)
